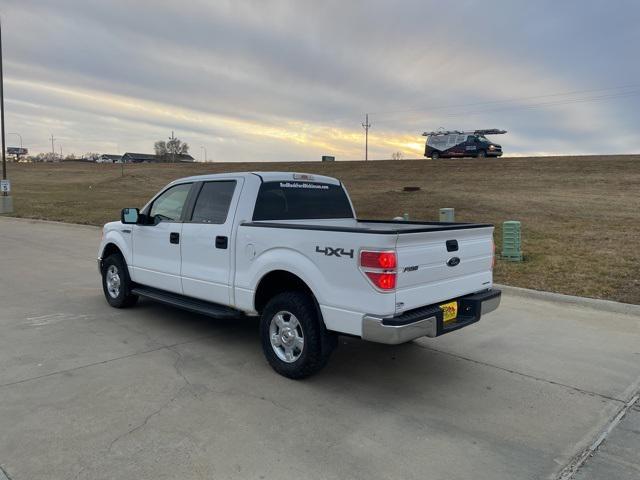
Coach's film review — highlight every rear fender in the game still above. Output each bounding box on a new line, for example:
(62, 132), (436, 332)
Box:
(244, 247), (329, 311)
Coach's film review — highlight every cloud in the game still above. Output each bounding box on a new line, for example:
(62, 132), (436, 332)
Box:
(1, 0), (639, 160)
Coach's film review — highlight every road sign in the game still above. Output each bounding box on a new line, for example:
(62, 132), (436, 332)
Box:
(0, 179), (10, 193)
(7, 147), (28, 156)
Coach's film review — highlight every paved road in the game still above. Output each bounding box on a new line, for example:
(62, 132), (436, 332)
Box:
(0, 217), (639, 480)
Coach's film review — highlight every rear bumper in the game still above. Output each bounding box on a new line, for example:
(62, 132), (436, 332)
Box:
(362, 289), (501, 345)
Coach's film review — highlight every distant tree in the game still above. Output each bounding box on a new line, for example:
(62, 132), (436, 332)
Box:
(83, 152), (100, 161)
(35, 152), (58, 162)
(391, 151), (403, 160)
(154, 141), (168, 157)
(154, 133), (189, 162)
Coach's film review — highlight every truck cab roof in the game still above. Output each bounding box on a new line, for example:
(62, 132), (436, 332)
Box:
(171, 171), (341, 186)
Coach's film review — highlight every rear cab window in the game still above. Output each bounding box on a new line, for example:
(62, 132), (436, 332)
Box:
(252, 181), (354, 221)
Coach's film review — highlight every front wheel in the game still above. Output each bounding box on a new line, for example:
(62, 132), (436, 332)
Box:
(431, 151), (440, 160)
(101, 254), (138, 308)
(260, 292), (336, 379)
(477, 150), (487, 158)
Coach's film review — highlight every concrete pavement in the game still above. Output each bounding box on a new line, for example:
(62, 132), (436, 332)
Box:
(0, 217), (639, 480)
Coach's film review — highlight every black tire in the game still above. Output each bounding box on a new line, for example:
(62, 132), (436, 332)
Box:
(101, 253), (138, 308)
(477, 150), (487, 158)
(431, 151), (440, 160)
(260, 291), (337, 379)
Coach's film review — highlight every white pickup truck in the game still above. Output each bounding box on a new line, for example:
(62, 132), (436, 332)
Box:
(98, 172), (500, 378)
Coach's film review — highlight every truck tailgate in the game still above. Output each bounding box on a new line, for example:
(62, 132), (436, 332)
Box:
(395, 226), (494, 312)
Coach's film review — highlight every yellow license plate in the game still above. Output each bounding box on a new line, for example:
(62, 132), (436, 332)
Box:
(440, 301), (458, 322)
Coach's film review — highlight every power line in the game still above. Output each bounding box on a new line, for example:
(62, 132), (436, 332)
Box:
(368, 83), (640, 117)
(433, 89), (640, 119)
(321, 82), (640, 124)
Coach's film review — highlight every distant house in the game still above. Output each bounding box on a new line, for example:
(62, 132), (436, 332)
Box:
(155, 153), (195, 163)
(121, 152), (157, 163)
(96, 154), (123, 163)
(121, 152), (195, 163)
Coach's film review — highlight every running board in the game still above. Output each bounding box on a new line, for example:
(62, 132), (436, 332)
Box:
(131, 286), (243, 319)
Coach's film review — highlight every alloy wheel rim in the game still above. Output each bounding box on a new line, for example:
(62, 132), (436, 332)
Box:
(106, 265), (121, 298)
(269, 311), (304, 363)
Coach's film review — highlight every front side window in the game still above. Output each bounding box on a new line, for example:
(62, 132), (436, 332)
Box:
(149, 183), (192, 222)
(191, 181), (237, 224)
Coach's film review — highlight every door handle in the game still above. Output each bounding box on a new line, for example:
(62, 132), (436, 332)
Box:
(215, 236), (228, 249)
(170, 232), (180, 244)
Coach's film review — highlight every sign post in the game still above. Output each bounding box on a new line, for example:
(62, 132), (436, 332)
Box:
(0, 18), (13, 213)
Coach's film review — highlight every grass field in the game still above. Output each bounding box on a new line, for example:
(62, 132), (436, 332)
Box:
(4, 155), (639, 304)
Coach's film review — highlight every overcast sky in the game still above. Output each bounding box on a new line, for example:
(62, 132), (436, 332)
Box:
(1, 0), (639, 161)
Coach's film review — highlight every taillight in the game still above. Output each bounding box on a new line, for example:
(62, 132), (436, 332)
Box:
(360, 251), (397, 269)
(365, 272), (397, 290)
(360, 250), (397, 291)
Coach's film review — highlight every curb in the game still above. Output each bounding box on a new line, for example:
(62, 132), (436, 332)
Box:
(496, 283), (640, 316)
(0, 216), (101, 230)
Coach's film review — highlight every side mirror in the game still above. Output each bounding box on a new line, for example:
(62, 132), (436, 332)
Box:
(121, 208), (139, 224)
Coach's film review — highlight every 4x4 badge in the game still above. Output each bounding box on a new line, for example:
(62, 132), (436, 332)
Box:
(315, 246), (354, 258)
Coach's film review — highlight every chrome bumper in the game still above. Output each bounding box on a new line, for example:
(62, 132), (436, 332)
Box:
(362, 289), (501, 345)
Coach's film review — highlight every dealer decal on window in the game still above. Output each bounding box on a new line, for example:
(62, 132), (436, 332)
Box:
(279, 182), (329, 190)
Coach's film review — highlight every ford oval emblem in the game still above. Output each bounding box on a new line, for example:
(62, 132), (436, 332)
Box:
(447, 257), (461, 267)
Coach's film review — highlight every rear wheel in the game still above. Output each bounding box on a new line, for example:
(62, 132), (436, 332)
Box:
(101, 254), (138, 308)
(431, 151), (440, 160)
(260, 291), (336, 379)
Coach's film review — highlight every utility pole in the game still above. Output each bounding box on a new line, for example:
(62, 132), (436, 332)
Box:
(50, 134), (55, 158)
(200, 146), (207, 162)
(59, 145), (63, 160)
(170, 130), (176, 163)
(361, 113), (371, 161)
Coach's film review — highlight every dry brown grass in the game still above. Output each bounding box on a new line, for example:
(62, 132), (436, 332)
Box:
(4, 155), (640, 304)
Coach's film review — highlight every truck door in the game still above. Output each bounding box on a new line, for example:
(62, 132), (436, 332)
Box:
(180, 179), (243, 305)
(131, 182), (192, 293)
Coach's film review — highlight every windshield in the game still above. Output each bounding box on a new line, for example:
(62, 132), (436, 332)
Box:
(477, 136), (490, 143)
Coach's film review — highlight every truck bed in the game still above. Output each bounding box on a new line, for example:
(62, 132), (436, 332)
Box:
(241, 219), (493, 234)
(238, 218), (495, 320)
